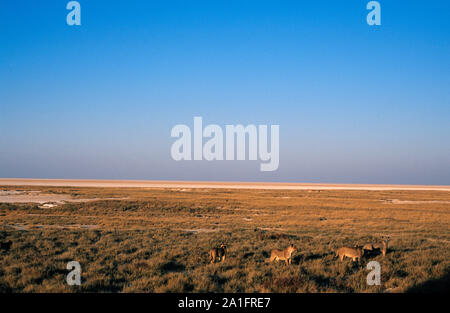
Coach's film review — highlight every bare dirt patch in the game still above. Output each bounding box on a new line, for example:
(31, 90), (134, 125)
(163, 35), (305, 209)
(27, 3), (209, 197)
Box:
(383, 199), (450, 204)
(0, 190), (128, 204)
(181, 228), (218, 234)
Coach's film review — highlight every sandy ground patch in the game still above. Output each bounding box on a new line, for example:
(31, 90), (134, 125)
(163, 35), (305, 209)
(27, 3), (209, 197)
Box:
(0, 190), (128, 204)
(181, 228), (218, 233)
(0, 192), (73, 204)
(383, 199), (450, 204)
(2, 223), (98, 231)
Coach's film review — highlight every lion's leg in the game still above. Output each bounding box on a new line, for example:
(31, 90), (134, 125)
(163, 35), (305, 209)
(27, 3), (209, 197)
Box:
(221, 255), (226, 262)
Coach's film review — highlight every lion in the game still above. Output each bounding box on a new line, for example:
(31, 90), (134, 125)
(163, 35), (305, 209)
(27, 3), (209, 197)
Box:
(336, 246), (364, 262)
(267, 244), (297, 265)
(363, 236), (390, 257)
(209, 243), (227, 263)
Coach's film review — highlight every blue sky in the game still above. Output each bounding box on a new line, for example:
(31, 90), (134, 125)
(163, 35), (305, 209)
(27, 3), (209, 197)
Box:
(0, 0), (449, 184)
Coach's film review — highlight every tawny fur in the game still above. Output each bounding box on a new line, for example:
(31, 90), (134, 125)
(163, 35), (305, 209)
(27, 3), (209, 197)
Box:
(267, 244), (297, 265)
(362, 237), (390, 257)
(209, 243), (227, 263)
(336, 246), (364, 262)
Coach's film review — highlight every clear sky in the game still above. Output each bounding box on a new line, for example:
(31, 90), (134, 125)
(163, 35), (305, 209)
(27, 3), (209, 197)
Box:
(0, 0), (449, 184)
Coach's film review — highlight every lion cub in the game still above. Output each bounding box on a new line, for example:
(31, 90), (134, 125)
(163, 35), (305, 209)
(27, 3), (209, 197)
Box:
(209, 243), (227, 263)
(336, 246), (364, 262)
(363, 237), (390, 257)
(267, 244), (297, 265)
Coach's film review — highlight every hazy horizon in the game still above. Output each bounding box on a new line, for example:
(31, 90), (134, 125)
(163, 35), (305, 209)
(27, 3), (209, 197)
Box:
(1, 1), (449, 185)
(1, 178), (449, 188)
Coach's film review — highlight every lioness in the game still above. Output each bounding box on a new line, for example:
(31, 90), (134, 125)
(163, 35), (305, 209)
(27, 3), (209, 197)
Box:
(267, 244), (297, 265)
(209, 243), (227, 263)
(336, 246), (364, 262)
(363, 237), (390, 257)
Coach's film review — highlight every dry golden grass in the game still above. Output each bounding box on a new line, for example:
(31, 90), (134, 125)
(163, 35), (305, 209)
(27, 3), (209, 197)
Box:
(0, 186), (449, 293)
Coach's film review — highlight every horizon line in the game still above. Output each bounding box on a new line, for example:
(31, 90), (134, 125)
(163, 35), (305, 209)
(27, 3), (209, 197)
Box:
(1, 178), (449, 191)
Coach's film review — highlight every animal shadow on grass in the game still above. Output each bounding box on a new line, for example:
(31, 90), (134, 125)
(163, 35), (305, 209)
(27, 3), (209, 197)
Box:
(304, 252), (329, 261)
(407, 272), (450, 293)
(363, 249), (383, 258)
(257, 232), (298, 241)
(309, 273), (333, 289)
(210, 272), (228, 286)
(293, 252), (330, 264)
(0, 241), (12, 253)
(390, 247), (413, 253)
(159, 260), (186, 273)
(292, 254), (303, 264)
(0, 231), (8, 240)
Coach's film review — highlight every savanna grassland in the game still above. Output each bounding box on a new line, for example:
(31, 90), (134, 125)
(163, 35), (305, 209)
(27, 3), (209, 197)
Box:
(0, 186), (449, 293)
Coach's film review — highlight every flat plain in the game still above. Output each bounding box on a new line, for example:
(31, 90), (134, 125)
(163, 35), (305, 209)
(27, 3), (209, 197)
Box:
(0, 181), (449, 293)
